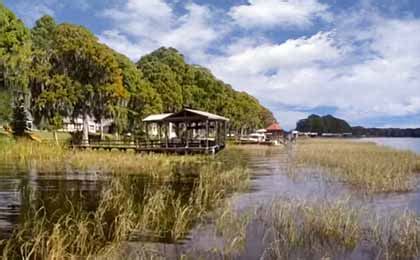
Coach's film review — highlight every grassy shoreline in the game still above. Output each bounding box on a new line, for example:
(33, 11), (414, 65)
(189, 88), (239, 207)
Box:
(295, 139), (420, 193)
(0, 138), (251, 259)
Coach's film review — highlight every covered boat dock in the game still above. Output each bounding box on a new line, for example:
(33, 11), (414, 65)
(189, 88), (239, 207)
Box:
(138, 108), (229, 154)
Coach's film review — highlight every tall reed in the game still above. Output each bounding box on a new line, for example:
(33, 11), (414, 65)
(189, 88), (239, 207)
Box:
(263, 199), (420, 259)
(295, 139), (420, 192)
(1, 153), (250, 259)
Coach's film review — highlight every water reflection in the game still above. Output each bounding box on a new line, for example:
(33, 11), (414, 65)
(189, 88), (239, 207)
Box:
(0, 173), (105, 240)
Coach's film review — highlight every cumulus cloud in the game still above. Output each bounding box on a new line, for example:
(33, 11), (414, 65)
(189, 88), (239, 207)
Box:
(100, 0), (224, 62)
(207, 14), (420, 129)
(97, 0), (420, 129)
(229, 0), (330, 29)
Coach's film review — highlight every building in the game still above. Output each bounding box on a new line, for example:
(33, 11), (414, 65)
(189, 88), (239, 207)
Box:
(141, 108), (229, 154)
(61, 116), (113, 134)
(265, 123), (283, 142)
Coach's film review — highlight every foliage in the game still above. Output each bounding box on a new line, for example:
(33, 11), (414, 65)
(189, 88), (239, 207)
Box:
(137, 47), (276, 132)
(11, 97), (29, 136)
(1, 5), (276, 136)
(0, 3), (31, 94)
(296, 114), (352, 134)
(0, 89), (12, 123)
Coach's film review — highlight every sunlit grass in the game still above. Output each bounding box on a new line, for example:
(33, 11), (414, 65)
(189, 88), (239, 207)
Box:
(295, 139), (420, 192)
(0, 138), (208, 176)
(261, 198), (420, 260)
(1, 157), (250, 259)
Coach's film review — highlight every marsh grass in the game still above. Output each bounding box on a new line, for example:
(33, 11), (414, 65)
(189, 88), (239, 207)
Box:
(214, 203), (252, 255)
(0, 138), (208, 176)
(1, 152), (250, 259)
(261, 198), (420, 260)
(295, 139), (420, 192)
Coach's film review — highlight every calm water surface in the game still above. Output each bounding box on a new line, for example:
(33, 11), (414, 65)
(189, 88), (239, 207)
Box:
(361, 137), (420, 154)
(1, 145), (420, 259)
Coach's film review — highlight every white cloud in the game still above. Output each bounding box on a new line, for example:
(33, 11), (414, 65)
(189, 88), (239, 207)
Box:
(14, 1), (56, 26)
(206, 14), (420, 129)
(100, 1), (223, 62)
(98, 1), (420, 129)
(229, 0), (330, 29)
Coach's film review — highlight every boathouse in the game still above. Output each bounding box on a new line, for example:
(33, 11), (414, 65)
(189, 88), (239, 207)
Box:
(266, 123), (283, 142)
(139, 108), (229, 154)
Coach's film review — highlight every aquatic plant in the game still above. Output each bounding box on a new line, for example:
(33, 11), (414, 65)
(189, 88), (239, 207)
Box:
(0, 153), (250, 259)
(0, 138), (207, 177)
(295, 139), (420, 192)
(263, 199), (420, 260)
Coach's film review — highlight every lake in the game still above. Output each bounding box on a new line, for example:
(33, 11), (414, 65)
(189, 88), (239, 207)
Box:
(361, 137), (420, 154)
(2, 143), (420, 259)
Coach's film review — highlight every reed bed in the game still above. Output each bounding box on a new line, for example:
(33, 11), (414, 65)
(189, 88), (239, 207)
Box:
(261, 198), (420, 260)
(295, 139), (420, 192)
(0, 138), (207, 177)
(1, 157), (250, 259)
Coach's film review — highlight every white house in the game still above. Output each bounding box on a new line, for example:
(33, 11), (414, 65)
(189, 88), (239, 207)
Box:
(61, 116), (113, 134)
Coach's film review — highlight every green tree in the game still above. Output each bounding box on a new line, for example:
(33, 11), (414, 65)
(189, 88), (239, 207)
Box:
(0, 89), (12, 123)
(0, 3), (31, 124)
(11, 97), (29, 136)
(51, 24), (125, 142)
(30, 15), (57, 128)
(113, 53), (162, 134)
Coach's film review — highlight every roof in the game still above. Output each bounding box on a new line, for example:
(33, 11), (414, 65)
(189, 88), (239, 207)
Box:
(266, 123), (283, 131)
(143, 109), (229, 122)
(143, 113), (173, 122)
(182, 108), (229, 121)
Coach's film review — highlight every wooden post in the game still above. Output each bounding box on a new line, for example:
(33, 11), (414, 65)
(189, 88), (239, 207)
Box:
(145, 122), (149, 147)
(215, 121), (219, 146)
(165, 122), (169, 148)
(222, 121), (226, 146)
(158, 122), (162, 146)
(206, 119), (209, 149)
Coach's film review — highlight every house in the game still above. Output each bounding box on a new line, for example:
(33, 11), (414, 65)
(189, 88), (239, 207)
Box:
(61, 116), (113, 134)
(265, 123), (283, 142)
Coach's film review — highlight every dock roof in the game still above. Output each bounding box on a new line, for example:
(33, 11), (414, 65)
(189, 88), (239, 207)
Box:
(142, 109), (229, 122)
(142, 113), (173, 122)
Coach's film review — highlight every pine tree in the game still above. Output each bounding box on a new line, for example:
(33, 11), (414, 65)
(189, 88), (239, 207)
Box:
(11, 98), (28, 136)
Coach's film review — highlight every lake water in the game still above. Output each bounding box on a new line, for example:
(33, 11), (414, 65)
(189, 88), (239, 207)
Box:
(127, 146), (420, 259)
(2, 145), (420, 259)
(361, 137), (420, 154)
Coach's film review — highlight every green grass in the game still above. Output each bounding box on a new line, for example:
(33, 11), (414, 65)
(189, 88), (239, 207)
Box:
(0, 138), (210, 177)
(295, 139), (420, 193)
(1, 156), (250, 259)
(261, 198), (420, 260)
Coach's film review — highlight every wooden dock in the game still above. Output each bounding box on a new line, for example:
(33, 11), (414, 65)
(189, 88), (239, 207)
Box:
(72, 140), (224, 154)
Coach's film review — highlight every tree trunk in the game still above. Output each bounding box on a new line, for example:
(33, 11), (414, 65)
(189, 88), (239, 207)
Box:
(82, 113), (89, 145)
(100, 118), (104, 140)
(53, 130), (59, 146)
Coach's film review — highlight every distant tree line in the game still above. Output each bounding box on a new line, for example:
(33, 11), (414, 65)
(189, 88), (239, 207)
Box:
(0, 4), (276, 139)
(351, 127), (420, 137)
(296, 114), (420, 137)
(296, 114), (352, 134)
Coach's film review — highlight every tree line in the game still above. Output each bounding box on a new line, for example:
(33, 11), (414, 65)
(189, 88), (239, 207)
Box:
(296, 114), (420, 137)
(0, 4), (276, 140)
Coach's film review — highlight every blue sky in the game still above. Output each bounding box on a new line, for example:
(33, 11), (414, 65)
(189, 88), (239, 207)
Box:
(4, 0), (420, 130)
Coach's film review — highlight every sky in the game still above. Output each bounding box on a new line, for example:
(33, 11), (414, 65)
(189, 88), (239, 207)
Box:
(4, 0), (420, 130)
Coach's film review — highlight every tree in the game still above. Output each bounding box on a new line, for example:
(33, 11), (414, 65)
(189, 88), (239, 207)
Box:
(50, 24), (125, 143)
(113, 52), (162, 134)
(30, 15), (57, 128)
(0, 89), (12, 124)
(0, 3), (31, 124)
(11, 97), (29, 136)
